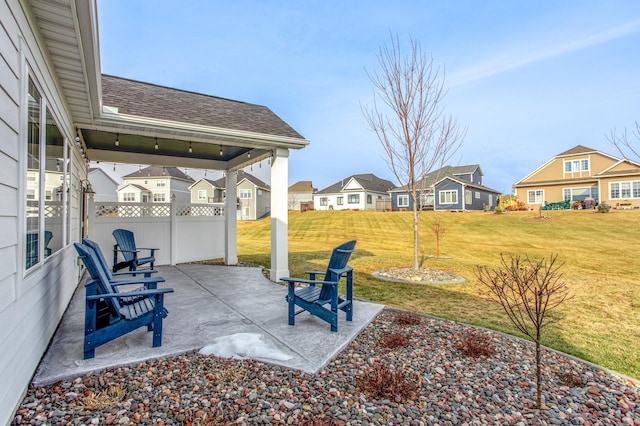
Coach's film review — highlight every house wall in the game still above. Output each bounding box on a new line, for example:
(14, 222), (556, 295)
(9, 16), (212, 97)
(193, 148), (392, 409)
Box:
(434, 179), (463, 210)
(599, 175), (640, 209)
(0, 2), (83, 422)
(255, 189), (271, 219)
(190, 180), (213, 203)
(170, 179), (192, 203)
(390, 189), (433, 210)
(117, 184), (146, 203)
(521, 153), (617, 184)
(237, 180), (256, 220)
(465, 187), (498, 210)
(88, 170), (117, 202)
(288, 191), (313, 210)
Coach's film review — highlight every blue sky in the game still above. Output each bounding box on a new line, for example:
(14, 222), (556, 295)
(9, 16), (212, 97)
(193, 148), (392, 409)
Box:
(96, 1), (640, 194)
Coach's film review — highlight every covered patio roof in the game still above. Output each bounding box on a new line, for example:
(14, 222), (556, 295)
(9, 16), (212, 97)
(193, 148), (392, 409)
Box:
(28, 0), (309, 279)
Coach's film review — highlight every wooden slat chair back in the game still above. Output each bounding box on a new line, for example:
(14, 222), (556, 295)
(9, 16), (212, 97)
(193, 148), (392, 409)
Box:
(112, 228), (157, 272)
(282, 240), (356, 332)
(74, 243), (174, 359)
(83, 239), (159, 281)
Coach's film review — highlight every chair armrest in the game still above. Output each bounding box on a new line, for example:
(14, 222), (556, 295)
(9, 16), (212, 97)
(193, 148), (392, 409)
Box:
(329, 266), (353, 276)
(137, 247), (159, 251)
(115, 248), (139, 254)
(86, 287), (174, 301)
(304, 270), (326, 277)
(111, 269), (160, 277)
(106, 277), (165, 286)
(281, 277), (339, 286)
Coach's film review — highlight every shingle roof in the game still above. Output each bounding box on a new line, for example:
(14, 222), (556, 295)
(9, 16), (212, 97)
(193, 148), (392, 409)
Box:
(556, 145), (598, 156)
(102, 75), (304, 139)
(436, 174), (501, 194)
(237, 171), (270, 190)
(390, 164), (480, 191)
(288, 181), (316, 192)
(317, 174), (396, 194)
(123, 165), (194, 181)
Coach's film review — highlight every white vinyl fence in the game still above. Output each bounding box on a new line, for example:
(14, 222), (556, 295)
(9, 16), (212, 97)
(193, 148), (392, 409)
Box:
(87, 196), (226, 268)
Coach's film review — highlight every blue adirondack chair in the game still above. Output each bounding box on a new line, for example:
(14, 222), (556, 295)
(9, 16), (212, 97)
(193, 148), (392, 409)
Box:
(83, 239), (160, 281)
(281, 240), (356, 332)
(26, 230), (53, 268)
(74, 243), (174, 359)
(112, 229), (157, 272)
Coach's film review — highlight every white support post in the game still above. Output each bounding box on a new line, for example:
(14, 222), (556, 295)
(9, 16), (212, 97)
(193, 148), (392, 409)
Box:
(270, 148), (289, 281)
(170, 194), (177, 265)
(224, 171), (238, 265)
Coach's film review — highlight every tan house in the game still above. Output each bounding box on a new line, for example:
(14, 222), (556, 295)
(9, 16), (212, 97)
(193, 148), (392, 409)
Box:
(189, 177), (226, 204)
(237, 171), (271, 220)
(514, 145), (640, 209)
(288, 181), (316, 210)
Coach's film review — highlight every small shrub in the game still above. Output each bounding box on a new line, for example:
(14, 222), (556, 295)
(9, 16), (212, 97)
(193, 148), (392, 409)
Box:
(394, 311), (422, 325)
(80, 384), (126, 410)
(597, 202), (610, 213)
(455, 328), (496, 358)
(377, 332), (409, 349)
(356, 362), (417, 401)
(557, 370), (585, 387)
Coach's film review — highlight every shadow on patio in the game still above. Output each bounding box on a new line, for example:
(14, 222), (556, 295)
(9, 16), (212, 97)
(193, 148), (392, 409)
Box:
(33, 265), (384, 386)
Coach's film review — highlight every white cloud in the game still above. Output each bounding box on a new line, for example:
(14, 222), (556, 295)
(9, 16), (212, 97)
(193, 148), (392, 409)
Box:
(449, 19), (640, 87)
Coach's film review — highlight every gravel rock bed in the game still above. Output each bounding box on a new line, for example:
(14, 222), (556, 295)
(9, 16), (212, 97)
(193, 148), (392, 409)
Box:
(14, 310), (640, 425)
(373, 267), (465, 284)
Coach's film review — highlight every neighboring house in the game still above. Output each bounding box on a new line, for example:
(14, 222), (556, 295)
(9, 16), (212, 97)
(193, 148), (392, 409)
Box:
(88, 168), (118, 202)
(189, 177), (226, 203)
(288, 181), (316, 210)
(433, 175), (501, 211)
(118, 166), (195, 203)
(0, 2), (307, 422)
(514, 145), (640, 209)
(314, 174), (395, 211)
(389, 165), (491, 211)
(237, 171), (271, 220)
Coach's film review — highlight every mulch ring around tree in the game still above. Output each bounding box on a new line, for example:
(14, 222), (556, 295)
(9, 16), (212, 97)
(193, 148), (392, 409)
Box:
(372, 267), (465, 284)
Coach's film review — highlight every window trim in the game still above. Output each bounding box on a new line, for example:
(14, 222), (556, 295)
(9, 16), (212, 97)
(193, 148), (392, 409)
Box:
(398, 194), (409, 207)
(439, 190), (458, 205)
(347, 194), (360, 204)
(527, 189), (544, 204)
(239, 189), (252, 199)
(197, 189), (207, 200)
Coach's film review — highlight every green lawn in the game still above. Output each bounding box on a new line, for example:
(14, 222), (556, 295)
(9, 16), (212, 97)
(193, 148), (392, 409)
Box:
(235, 209), (640, 379)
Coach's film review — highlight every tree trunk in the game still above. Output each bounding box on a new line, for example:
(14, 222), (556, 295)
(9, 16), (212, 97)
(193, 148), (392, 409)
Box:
(413, 206), (419, 270)
(535, 338), (542, 409)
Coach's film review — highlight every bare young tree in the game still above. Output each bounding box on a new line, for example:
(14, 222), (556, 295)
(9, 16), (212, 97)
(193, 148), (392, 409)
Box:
(475, 254), (572, 409)
(607, 121), (640, 160)
(363, 34), (465, 270)
(431, 215), (446, 258)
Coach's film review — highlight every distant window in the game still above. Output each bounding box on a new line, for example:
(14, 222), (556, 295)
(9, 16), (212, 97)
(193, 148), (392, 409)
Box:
(27, 189), (36, 200)
(157, 180), (166, 187)
(348, 194), (360, 204)
(634, 182), (640, 198)
(475, 191), (480, 199)
(465, 190), (472, 204)
(563, 188), (571, 201)
(337, 196), (343, 205)
(564, 159), (589, 172)
(439, 190), (458, 204)
(398, 195), (409, 207)
(45, 190), (52, 201)
(123, 192), (135, 202)
(239, 189), (252, 199)
(527, 189), (544, 204)
(153, 193), (165, 202)
(320, 197), (328, 206)
(610, 183), (620, 199)
(367, 194), (372, 204)
(197, 190), (207, 200)
(621, 182), (631, 198)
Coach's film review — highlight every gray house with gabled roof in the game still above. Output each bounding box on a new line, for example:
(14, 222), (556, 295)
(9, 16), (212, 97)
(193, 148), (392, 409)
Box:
(390, 164), (490, 211)
(313, 174), (396, 211)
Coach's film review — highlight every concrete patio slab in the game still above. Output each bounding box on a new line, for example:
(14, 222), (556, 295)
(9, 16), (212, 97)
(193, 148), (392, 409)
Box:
(32, 265), (384, 386)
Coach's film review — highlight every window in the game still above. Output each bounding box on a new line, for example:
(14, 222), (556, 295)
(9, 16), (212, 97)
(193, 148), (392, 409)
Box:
(239, 189), (252, 199)
(123, 193), (135, 202)
(527, 189), (544, 204)
(621, 182), (631, 198)
(337, 196), (343, 205)
(156, 180), (166, 187)
(398, 195), (409, 207)
(24, 77), (68, 268)
(348, 194), (360, 204)
(320, 197), (328, 206)
(465, 190), (472, 205)
(153, 193), (165, 202)
(564, 158), (589, 172)
(634, 182), (640, 198)
(439, 190), (458, 204)
(563, 188), (571, 201)
(198, 190), (207, 200)
(610, 183), (620, 199)
(367, 194), (372, 204)
(475, 191), (480, 199)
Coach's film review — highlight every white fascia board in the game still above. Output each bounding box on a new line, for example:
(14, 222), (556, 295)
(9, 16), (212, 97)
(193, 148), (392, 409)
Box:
(93, 113), (310, 150)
